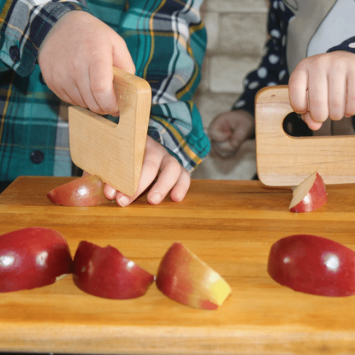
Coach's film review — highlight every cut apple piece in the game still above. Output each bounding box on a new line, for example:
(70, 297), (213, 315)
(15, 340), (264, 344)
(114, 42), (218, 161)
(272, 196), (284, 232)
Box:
(268, 234), (355, 297)
(0, 227), (72, 292)
(47, 175), (110, 206)
(156, 243), (231, 310)
(289, 171), (327, 213)
(72, 241), (155, 299)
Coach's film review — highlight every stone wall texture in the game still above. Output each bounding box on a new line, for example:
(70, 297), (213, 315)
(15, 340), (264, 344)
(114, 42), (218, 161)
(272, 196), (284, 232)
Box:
(196, 0), (268, 128)
(191, 0), (269, 180)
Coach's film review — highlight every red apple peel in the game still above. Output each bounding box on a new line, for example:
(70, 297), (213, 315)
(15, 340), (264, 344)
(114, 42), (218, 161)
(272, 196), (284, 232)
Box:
(47, 175), (109, 206)
(289, 172), (327, 213)
(73, 241), (155, 299)
(0, 227), (72, 292)
(268, 234), (355, 297)
(156, 243), (231, 310)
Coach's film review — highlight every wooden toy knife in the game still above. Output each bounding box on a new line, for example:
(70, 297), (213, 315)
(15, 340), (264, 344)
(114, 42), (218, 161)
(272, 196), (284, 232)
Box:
(255, 85), (355, 186)
(68, 67), (151, 196)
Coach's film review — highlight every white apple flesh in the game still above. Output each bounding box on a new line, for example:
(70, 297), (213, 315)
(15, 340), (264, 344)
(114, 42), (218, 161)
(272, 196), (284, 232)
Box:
(72, 241), (155, 299)
(0, 227), (72, 292)
(156, 243), (231, 310)
(289, 171), (327, 213)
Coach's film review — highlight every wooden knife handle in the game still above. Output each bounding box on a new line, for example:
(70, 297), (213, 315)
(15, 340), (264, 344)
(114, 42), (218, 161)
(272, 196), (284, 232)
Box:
(255, 85), (355, 186)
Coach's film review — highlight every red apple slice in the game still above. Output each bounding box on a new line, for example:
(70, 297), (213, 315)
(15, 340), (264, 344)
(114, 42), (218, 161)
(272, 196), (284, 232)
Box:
(156, 243), (231, 310)
(47, 175), (109, 206)
(0, 227), (72, 292)
(289, 171), (327, 213)
(72, 241), (154, 299)
(268, 234), (355, 296)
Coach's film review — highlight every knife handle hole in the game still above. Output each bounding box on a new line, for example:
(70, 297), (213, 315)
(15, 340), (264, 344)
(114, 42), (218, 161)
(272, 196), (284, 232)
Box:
(283, 112), (312, 137)
(283, 112), (355, 137)
(102, 114), (120, 126)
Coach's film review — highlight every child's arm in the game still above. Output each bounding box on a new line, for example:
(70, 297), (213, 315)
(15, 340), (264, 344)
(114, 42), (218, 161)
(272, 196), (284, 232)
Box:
(103, 0), (209, 206)
(289, 49), (355, 130)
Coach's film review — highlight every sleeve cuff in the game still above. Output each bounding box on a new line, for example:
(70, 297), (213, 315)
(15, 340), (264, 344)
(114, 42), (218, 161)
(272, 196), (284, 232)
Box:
(327, 36), (355, 54)
(148, 115), (210, 173)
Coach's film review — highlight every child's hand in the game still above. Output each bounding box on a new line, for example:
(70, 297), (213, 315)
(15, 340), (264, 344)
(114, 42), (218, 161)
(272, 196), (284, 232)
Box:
(103, 136), (191, 206)
(38, 11), (135, 116)
(208, 110), (255, 159)
(289, 51), (355, 130)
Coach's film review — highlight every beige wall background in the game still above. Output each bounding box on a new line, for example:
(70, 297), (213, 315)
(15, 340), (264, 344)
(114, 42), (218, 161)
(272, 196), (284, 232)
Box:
(191, 0), (269, 180)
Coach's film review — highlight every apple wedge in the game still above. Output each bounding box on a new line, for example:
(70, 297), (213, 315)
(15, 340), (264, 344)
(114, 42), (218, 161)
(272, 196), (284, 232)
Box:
(156, 243), (231, 310)
(0, 227), (72, 292)
(72, 241), (155, 299)
(268, 234), (355, 297)
(47, 175), (110, 206)
(289, 171), (327, 213)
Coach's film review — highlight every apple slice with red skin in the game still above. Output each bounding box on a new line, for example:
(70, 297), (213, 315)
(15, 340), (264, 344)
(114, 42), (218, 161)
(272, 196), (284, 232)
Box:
(0, 227), (72, 292)
(73, 241), (155, 299)
(47, 175), (110, 206)
(289, 171), (327, 213)
(156, 243), (231, 310)
(268, 234), (355, 297)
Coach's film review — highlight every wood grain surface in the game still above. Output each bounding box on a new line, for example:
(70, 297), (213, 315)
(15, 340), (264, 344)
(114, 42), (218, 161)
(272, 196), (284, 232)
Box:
(255, 85), (355, 186)
(1, 177), (355, 355)
(69, 67), (151, 196)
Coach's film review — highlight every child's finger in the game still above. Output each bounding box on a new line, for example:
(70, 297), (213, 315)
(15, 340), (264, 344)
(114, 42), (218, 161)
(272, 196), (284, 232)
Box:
(288, 68), (308, 114)
(308, 72), (329, 124)
(328, 70), (346, 121)
(302, 112), (323, 130)
(147, 156), (182, 205)
(104, 184), (118, 200)
(74, 68), (103, 114)
(170, 169), (191, 202)
(346, 71), (355, 117)
(114, 155), (161, 207)
(64, 80), (90, 109)
(54, 87), (76, 106)
(89, 59), (119, 116)
(112, 36), (136, 75)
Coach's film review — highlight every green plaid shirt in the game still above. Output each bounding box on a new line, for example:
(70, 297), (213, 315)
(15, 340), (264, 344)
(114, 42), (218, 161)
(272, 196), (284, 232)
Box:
(0, 0), (210, 182)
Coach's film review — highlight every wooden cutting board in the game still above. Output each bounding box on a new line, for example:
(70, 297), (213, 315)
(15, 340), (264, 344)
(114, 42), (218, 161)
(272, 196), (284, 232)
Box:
(1, 177), (355, 354)
(255, 85), (355, 186)
(69, 67), (151, 196)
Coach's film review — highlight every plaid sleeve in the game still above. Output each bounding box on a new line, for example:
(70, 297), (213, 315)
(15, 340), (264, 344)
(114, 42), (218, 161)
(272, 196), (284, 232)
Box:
(120, 0), (210, 172)
(0, 0), (86, 77)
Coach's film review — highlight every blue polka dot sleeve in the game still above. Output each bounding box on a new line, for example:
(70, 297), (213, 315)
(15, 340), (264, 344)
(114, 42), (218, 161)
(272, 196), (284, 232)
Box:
(327, 36), (355, 55)
(232, 0), (292, 117)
